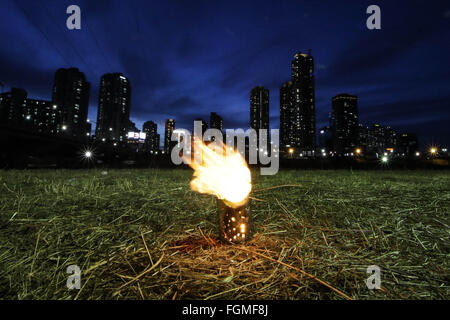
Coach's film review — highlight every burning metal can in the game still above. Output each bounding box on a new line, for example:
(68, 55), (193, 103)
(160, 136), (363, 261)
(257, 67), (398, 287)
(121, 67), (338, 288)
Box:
(218, 198), (251, 244)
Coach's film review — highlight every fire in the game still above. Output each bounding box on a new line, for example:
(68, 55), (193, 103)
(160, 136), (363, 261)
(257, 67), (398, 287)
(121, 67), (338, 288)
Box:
(187, 140), (251, 207)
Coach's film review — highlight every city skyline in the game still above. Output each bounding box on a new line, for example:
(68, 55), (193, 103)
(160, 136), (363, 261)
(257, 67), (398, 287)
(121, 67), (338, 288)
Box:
(1, 1), (449, 304)
(0, 0), (449, 146)
(0, 58), (440, 154)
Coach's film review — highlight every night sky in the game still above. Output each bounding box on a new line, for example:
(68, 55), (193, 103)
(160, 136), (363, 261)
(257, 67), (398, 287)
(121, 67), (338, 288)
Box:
(0, 0), (449, 147)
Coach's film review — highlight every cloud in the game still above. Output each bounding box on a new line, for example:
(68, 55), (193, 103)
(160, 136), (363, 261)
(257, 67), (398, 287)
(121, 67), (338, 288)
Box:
(0, 52), (55, 99)
(118, 51), (173, 89)
(0, 0), (448, 147)
(359, 95), (450, 140)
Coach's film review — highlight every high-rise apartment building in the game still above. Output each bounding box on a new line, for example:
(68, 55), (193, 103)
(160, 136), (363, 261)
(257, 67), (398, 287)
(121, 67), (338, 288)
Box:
(280, 51), (316, 155)
(143, 120), (159, 152)
(331, 94), (359, 155)
(0, 88), (59, 135)
(164, 118), (175, 154)
(280, 81), (296, 148)
(291, 51), (316, 154)
(0, 88), (27, 126)
(95, 73), (131, 143)
(210, 112), (223, 132)
(250, 86), (269, 134)
(52, 68), (90, 139)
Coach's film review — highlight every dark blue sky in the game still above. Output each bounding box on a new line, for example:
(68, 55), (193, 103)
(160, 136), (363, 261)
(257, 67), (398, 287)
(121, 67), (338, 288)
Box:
(0, 0), (449, 147)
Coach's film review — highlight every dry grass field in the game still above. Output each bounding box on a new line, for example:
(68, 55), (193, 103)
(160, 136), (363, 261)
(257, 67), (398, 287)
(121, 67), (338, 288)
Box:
(0, 169), (449, 300)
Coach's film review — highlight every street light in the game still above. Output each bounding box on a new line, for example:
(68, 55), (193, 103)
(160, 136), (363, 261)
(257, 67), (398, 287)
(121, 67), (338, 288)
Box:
(430, 147), (437, 155)
(80, 148), (95, 165)
(355, 148), (361, 155)
(381, 155), (389, 163)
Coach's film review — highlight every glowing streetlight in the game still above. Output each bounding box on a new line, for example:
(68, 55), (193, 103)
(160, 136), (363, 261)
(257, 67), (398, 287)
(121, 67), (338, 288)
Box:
(80, 147), (95, 165)
(355, 148), (361, 155)
(62, 125), (67, 131)
(381, 156), (389, 163)
(430, 147), (437, 155)
(288, 147), (294, 159)
(415, 152), (420, 157)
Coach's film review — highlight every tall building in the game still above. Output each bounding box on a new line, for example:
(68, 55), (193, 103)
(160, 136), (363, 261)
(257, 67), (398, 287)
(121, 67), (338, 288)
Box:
(280, 81), (297, 148)
(250, 86), (269, 152)
(143, 120), (159, 152)
(358, 124), (370, 151)
(0, 89), (59, 135)
(291, 51), (314, 83)
(367, 124), (393, 153)
(209, 112), (223, 142)
(291, 51), (316, 154)
(280, 51), (316, 154)
(0, 88), (27, 126)
(52, 68), (90, 139)
(368, 124), (384, 152)
(250, 86), (269, 134)
(210, 112), (223, 132)
(194, 118), (208, 136)
(397, 133), (418, 156)
(384, 126), (397, 149)
(127, 120), (138, 133)
(25, 98), (59, 134)
(95, 73), (131, 143)
(331, 94), (359, 155)
(164, 118), (175, 154)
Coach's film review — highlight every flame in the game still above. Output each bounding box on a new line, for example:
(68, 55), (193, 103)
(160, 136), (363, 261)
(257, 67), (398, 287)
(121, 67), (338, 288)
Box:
(187, 140), (251, 207)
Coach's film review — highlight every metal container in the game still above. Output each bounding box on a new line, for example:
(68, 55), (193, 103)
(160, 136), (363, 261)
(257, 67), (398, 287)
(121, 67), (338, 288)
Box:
(217, 198), (251, 244)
